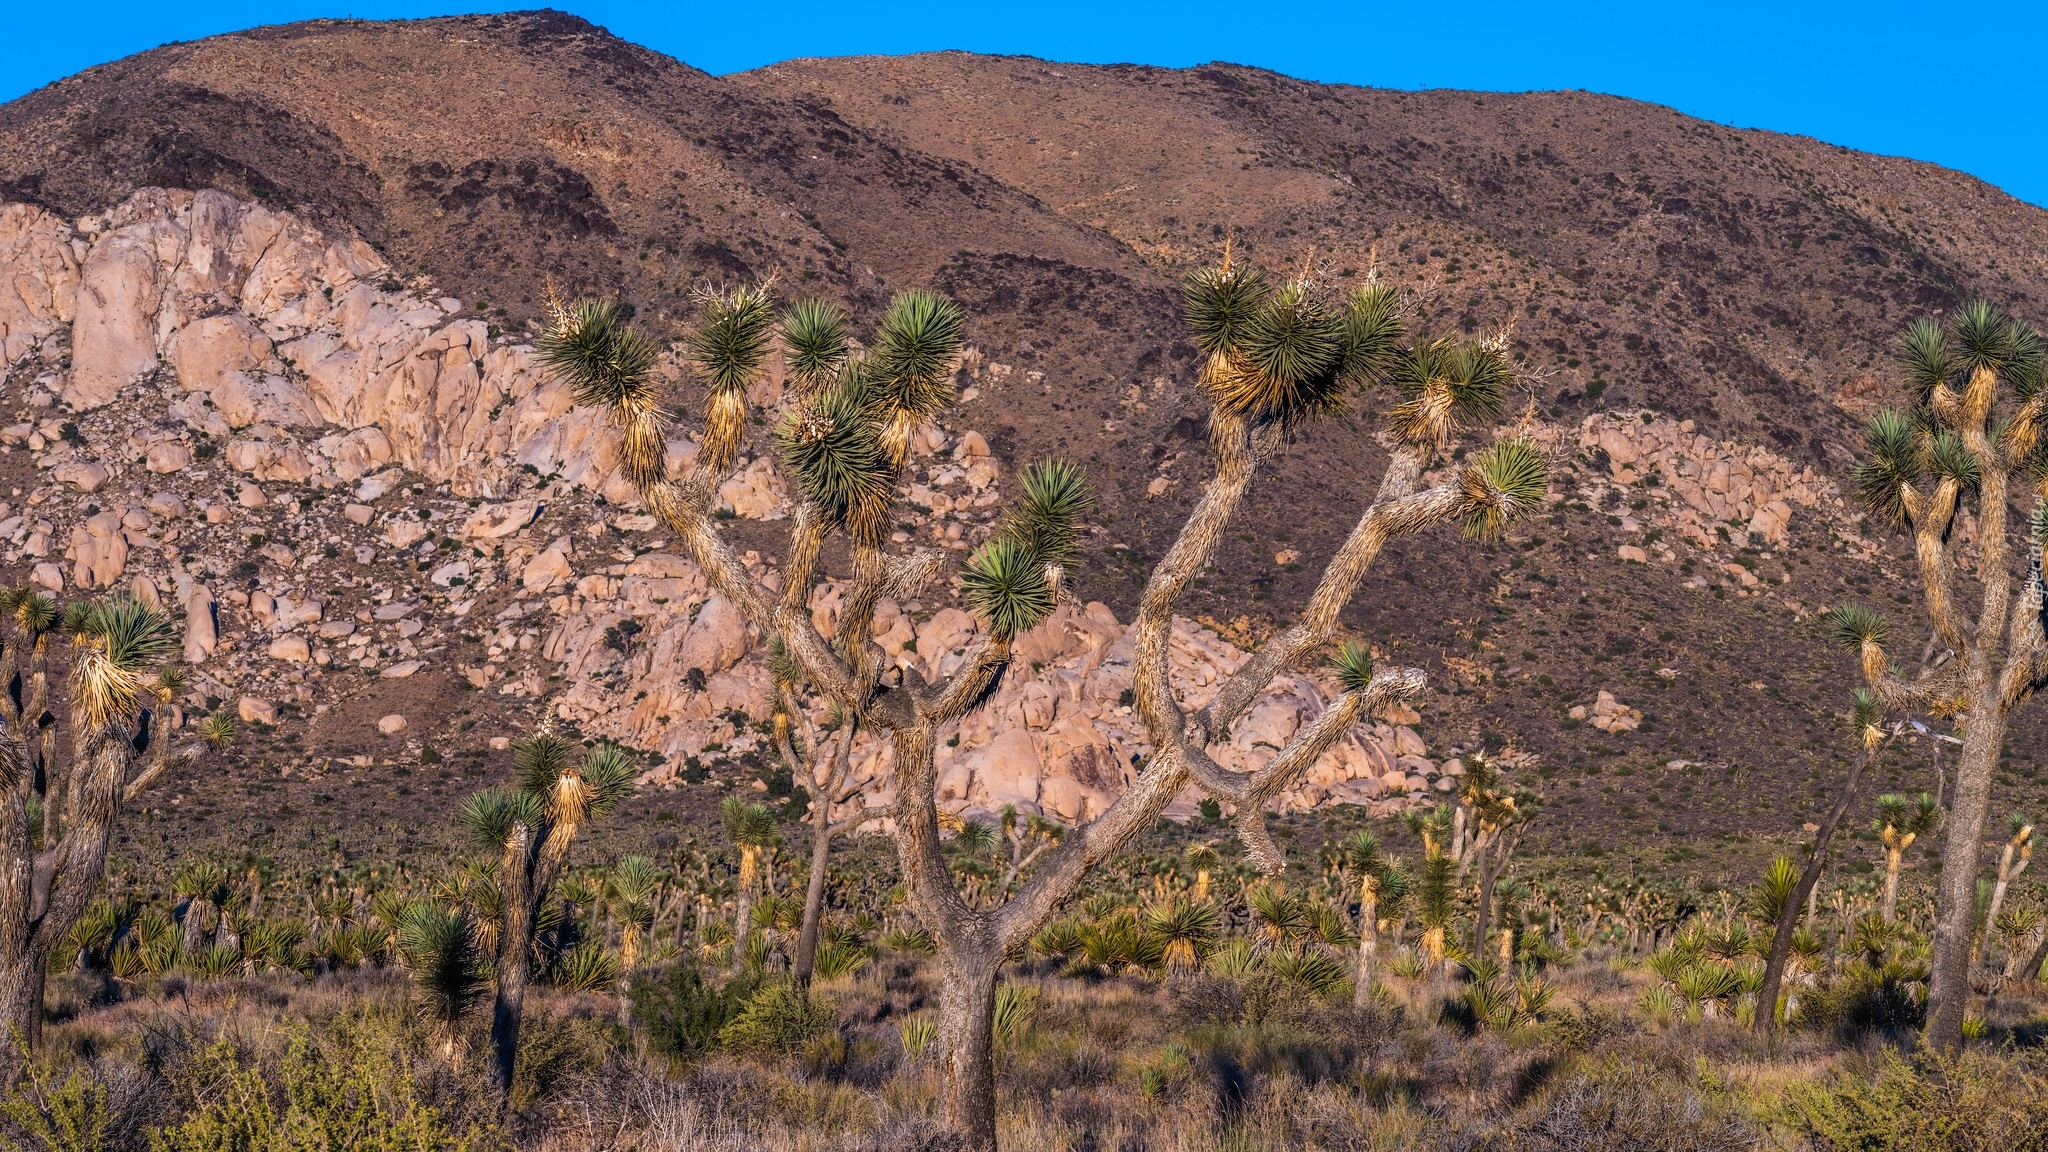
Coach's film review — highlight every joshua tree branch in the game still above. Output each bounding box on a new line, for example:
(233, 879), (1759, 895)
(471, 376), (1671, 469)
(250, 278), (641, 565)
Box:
(1194, 445), (1429, 739)
(120, 741), (208, 804)
(1905, 482), (1972, 653)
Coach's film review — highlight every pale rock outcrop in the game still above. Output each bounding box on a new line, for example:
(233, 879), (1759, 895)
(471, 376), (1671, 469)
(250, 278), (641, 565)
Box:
(168, 312), (271, 393)
(522, 542), (573, 591)
(0, 204), (80, 363)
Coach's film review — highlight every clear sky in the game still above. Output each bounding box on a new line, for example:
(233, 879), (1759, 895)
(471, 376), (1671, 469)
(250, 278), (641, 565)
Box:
(5, 1), (2046, 208)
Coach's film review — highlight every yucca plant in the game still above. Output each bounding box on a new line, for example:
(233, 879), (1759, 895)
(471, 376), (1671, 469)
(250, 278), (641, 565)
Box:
(557, 252), (1542, 1151)
(1838, 298), (2048, 1050)
(1755, 683), (1904, 1034)
(395, 902), (488, 1063)
(0, 592), (228, 1076)
(720, 796), (781, 969)
(1975, 814), (2033, 974)
(551, 940), (622, 993)
(1873, 791), (1943, 923)
(456, 728), (634, 1094)
(1146, 894), (1220, 975)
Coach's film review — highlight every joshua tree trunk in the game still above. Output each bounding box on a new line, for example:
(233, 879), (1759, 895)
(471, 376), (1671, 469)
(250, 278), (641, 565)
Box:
(791, 725), (856, 990)
(933, 943), (1003, 1152)
(1881, 847), (1905, 923)
(1469, 838), (1492, 958)
(488, 827), (536, 1096)
(1352, 883), (1378, 1007)
(0, 952), (43, 1056)
(731, 848), (758, 968)
(1757, 742), (1874, 1034)
(1927, 710), (2008, 1046)
(2020, 930), (2048, 986)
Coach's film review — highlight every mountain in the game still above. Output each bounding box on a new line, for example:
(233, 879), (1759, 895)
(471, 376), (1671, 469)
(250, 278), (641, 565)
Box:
(2, 11), (2043, 876)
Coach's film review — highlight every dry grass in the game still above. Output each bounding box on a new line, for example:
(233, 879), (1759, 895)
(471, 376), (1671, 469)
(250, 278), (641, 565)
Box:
(11, 954), (2048, 1152)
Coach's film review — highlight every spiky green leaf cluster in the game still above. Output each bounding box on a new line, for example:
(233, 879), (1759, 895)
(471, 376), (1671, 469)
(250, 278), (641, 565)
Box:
(1184, 261), (1268, 358)
(871, 290), (964, 420)
(1897, 300), (2044, 405)
(1460, 438), (1550, 538)
(1751, 855), (1800, 926)
(538, 299), (662, 413)
(689, 285), (777, 397)
(962, 535), (1056, 639)
(1390, 337), (1510, 449)
(460, 787), (548, 854)
(1875, 792), (1941, 836)
(780, 298), (849, 395)
(395, 902), (488, 1032)
(776, 381), (892, 546)
(1928, 429), (1981, 490)
(463, 731), (635, 853)
(1326, 641), (1376, 693)
(1182, 263), (1410, 424)
(721, 795), (780, 847)
(1826, 603), (1891, 649)
(1854, 409), (1922, 526)
(86, 595), (178, 671)
(964, 458), (1095, 639)
(1338, 282), (1406, 390)
(1001, 458), (1093, 571)
(1849, 689), (1884, 738)
(515, 732), (576, 797)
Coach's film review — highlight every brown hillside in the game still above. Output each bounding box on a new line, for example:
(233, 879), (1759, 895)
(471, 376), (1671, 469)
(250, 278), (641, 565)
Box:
(3, 11), (2045, 872)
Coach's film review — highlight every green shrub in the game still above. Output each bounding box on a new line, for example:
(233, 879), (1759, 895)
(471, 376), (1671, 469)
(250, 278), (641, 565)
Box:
(716, 983), (836, 1055)
(1781, 1047), (2048, 1152)
(0, 1060), (114, 1152)
(148, 1022), (498, 1152)
(628, 964), (757, 1064)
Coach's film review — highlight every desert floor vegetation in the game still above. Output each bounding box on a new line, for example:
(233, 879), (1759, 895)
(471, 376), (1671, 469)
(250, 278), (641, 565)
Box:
(7, 834), (2048, 1152)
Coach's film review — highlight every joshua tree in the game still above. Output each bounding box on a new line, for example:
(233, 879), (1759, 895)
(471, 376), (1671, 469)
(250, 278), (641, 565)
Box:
(720, 796), (780, 967)
(1339, 830), (1406, 1004)
(768, 669), (866, 992)
(1455, 755), (1540, 957)
(559, 253), (1544, 1149)
(1755, 687), (1891, 1034)
(457, 731), (635, 1095)
(1836, 300), (2048, 1048)
(997, 805), (1062, 892)
(1873, 791), (1942, 924)
(1976, 814), (2034, 971)
(0, 593), (226, 1079)
(1414, 850), (1459, 996)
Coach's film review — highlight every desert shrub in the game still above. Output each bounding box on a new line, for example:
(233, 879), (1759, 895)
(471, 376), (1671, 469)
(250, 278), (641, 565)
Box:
(0, 1055), (160, 1152)
(1781, 1046), (2048, 1152)
(628, 963), (759, 1064)
(1793, 966), (1925, 1039)
(1510, 1061), (1761, 1151)
(147, 1020), (500, 1152)
(717, 983), (836, 1055)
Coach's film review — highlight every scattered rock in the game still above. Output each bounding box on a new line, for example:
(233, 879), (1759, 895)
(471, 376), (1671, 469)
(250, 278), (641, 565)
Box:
(236, 482), (267, 509)
(238, 697), (278, 724)
(146, 442), (192, 473)
(461, 498), (540, 541)
(380, 660), (423, 679)
(53, 461), (109, 493)
(268, 634), (312, 662)
(377, 713), (407, 734)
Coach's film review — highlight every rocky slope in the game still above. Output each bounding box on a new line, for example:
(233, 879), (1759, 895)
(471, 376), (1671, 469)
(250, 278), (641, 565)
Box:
(3, 13), (2046, 878)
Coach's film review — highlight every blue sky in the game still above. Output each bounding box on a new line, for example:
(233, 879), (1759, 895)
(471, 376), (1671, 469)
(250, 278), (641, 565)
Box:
(6, 1), (2047, 208)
